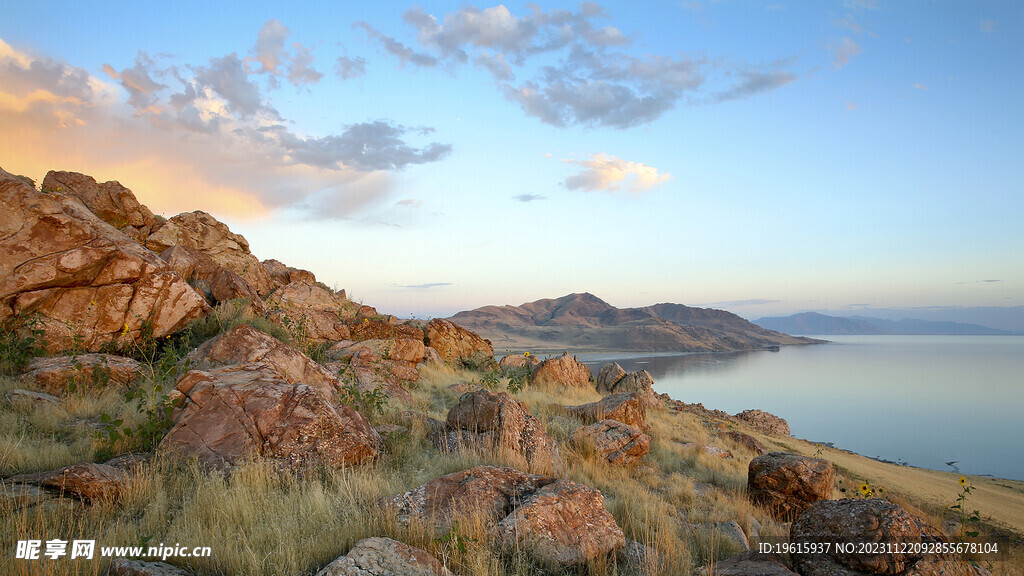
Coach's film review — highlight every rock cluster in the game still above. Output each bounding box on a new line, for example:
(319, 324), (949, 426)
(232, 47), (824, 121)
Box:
(424, 318), (494, 366)
(736, 409), (791, 436)
(595, 362), (655, 397)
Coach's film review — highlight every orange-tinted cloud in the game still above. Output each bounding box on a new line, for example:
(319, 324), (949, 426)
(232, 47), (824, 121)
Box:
(563, 153), (670, 193)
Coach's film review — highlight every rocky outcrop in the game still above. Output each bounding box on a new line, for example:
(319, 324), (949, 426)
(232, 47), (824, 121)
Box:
(6, 462), (128, 502)
(709, 551), (797, 575)
(146, 210), (275, 297)
(329, 338), (425, 365)
(161, 363), (380, 470)
(723, 430), (769, 456)
(41, 171), (158, 243)
(495, 478), (625, 567)
(159, 245), (264, 314)
(498, 353), (540, 373)
(185, 324), (340, 397)
(381, 465), (555, 534)
(262, 258), (316, 289)
(595, 362), (655, 397)
(347, 318), (423, 342)
(265, 282), (355, 343)
(315, 537), (453, 576)
(566, 392), (647, 430)
(424, 319), (493, 366)
(440, 389), (561, 473)
(0, 168), (210, 352)
(107, 558), (196, 576)
(571, 419), (650, 466)
(747, 452), (834, 520)
(736, 409), (790, 436)
(531, 352), (591, 387)
(791, 499), (992, 576)
(19, 354), (142, 394)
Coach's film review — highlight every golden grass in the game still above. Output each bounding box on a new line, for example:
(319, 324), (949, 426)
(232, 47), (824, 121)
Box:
(3, 359), (1022, 576)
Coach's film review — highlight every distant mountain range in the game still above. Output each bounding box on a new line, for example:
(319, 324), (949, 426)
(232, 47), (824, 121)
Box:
(753, 312), (1016, 335)
(449, 293), (820, 352)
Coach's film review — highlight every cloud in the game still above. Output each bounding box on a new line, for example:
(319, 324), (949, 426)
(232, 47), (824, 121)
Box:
(980, 19), (997, 33)
(248, 19), (323, 87)
(913, 83), (929, 90)
(831, 36), (862, 69)
(359, 4), (796, 129)
(512, 193), (545, 202)
(0, 32), (449, 221)
(563, 153), (669, 193)
(845, 102), (858, 110)
(396, 282), (454, 289)
(336, 56), (367, 79)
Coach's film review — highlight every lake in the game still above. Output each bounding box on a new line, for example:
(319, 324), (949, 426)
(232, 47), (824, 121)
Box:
(576, 335), (1024, 481)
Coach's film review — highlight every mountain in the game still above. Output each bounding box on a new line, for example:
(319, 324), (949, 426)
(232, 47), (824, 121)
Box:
(754, 312), (1013, 335)
(450, 293), (819, 352)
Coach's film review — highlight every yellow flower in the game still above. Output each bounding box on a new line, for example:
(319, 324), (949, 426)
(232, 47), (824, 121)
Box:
(959, 477), (967, 486)
(524, 351), (530, 356)
(859, 483), (871, 495)
(120, 322), (130, 336)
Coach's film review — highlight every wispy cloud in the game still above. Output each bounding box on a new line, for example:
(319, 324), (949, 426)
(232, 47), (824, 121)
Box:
(335, 56), (367, 80)
(513, 194), (546, 202)
(831, 36), (862, 69)
(563, 153), (669, 193)
(980, 19), (997, 33)
(396, 282), (454, 289)
(0, 27), (449, 220)
(913, 83), (929, 91)
(357, 3), (796, 129)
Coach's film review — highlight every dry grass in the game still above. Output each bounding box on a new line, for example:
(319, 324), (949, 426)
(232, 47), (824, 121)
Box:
(3, 358), (1023, 576)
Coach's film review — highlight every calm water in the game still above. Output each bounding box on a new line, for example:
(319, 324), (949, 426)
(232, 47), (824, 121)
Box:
(577, 336), (1024, 481)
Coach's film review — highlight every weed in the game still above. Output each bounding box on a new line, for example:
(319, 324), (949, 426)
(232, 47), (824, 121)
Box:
(952, 476), (981, 540)
(0, 314), (47, 376)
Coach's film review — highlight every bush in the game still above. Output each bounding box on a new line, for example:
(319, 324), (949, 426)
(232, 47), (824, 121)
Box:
(0, 315), (47, 376)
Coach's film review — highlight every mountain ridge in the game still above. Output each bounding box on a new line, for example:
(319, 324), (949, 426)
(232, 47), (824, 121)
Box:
(450, 293), (820, 352)
(754, 311), (1014, 335)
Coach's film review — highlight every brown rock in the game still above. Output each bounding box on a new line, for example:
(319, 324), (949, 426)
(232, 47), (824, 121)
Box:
(595, 362), (627, 392)
(498, 353), (541, 373)
(329, 338), (425, 365)
(146, 210), (275, 297)
(380, 465), (555, 534)
(160, 245), (265, 314)
(424, 319), (494, 366)
(442, 389), (562, 472)
(7, 462), (128, 502)
(347, 318), (423, 342)
(41, 171), (157, 242)
(531, 352), (591, 387)
(107, 558), (196, 576)
(19, 354), (142, 394)
(6, 388), (62, 405)
(724, 430), (769, 456)
(709, 551), (797, 575)
(261, 258), (316, 289)
(747, 452), (834, 520)
(0, 168), (209, 352)
(792, 498), (991, 576)
(161, 363), (381, 470)
(736, 409), (790, 436)
(186, 324), (340, 397)
(566, 392), (647, 430)
(338, 350), (417, 403)
(315, 537), (453, 576)
(495, 478), (625, 567)
(422, 346), (443, 365)
(268, 308), (352, 344)
(571, 419), (651, 466)
(267, 282), (346, 312)
(620, 540), (660, 576)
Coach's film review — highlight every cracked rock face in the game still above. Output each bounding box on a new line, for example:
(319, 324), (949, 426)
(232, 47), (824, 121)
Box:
(495, 478), (625, 567)
(0, 167), (209, 353)
(424, 319), (493, 365)
(571, 419), (651, 466)
(747, 452), (834, 521)
(315, 537), (453, 576)
(160, 363), (380, 471)
(791, 499), (991, 576)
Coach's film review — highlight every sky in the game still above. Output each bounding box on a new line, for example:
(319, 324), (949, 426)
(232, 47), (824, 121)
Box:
(1, 1), (1021, 320)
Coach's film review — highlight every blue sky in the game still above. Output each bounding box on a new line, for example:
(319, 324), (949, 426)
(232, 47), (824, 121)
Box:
(1, 1), (1020, 319)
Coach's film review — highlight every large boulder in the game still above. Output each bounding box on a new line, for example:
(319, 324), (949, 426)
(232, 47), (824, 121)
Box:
(316, 537), (453, 576)
(441, 389), (562, 473)
(6, 462), (128, 502)
(159, 245), (265, 314)
(571, 419), (651, 466)
(736, 409), (790, 436)
(424, 319), (493, 366)
(146, 210), (275, 297)
(595, 362), (627, 392)
(107, 558), (196, 576)
(380, 465), (555, 534)
(747, 452), (834, 520)
(265, 282), (354, 343)
(498, 353), (540, 374)
(595, 363), (655, 397)
(566, 392), (647, 430)
(19, 354), (142, 394)
(531, 352), (591, 387)
(495, 478), (625, 567)
(262, 258), (316, 289)
(186, 324), (340, 397)
(347, 318), (423, 342)
(0, 168), (210, 352)
(41, 171), (157, 243)
(161, 363), (381, 470)
(791, 499), (992, 576)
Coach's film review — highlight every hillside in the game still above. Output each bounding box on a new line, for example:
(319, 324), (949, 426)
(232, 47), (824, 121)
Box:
(451, 293), (820, 352)
(755, 311), (1013, 336)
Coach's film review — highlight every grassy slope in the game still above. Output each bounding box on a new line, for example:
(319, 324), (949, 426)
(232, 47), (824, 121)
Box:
(2, 354), (1022, 576)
